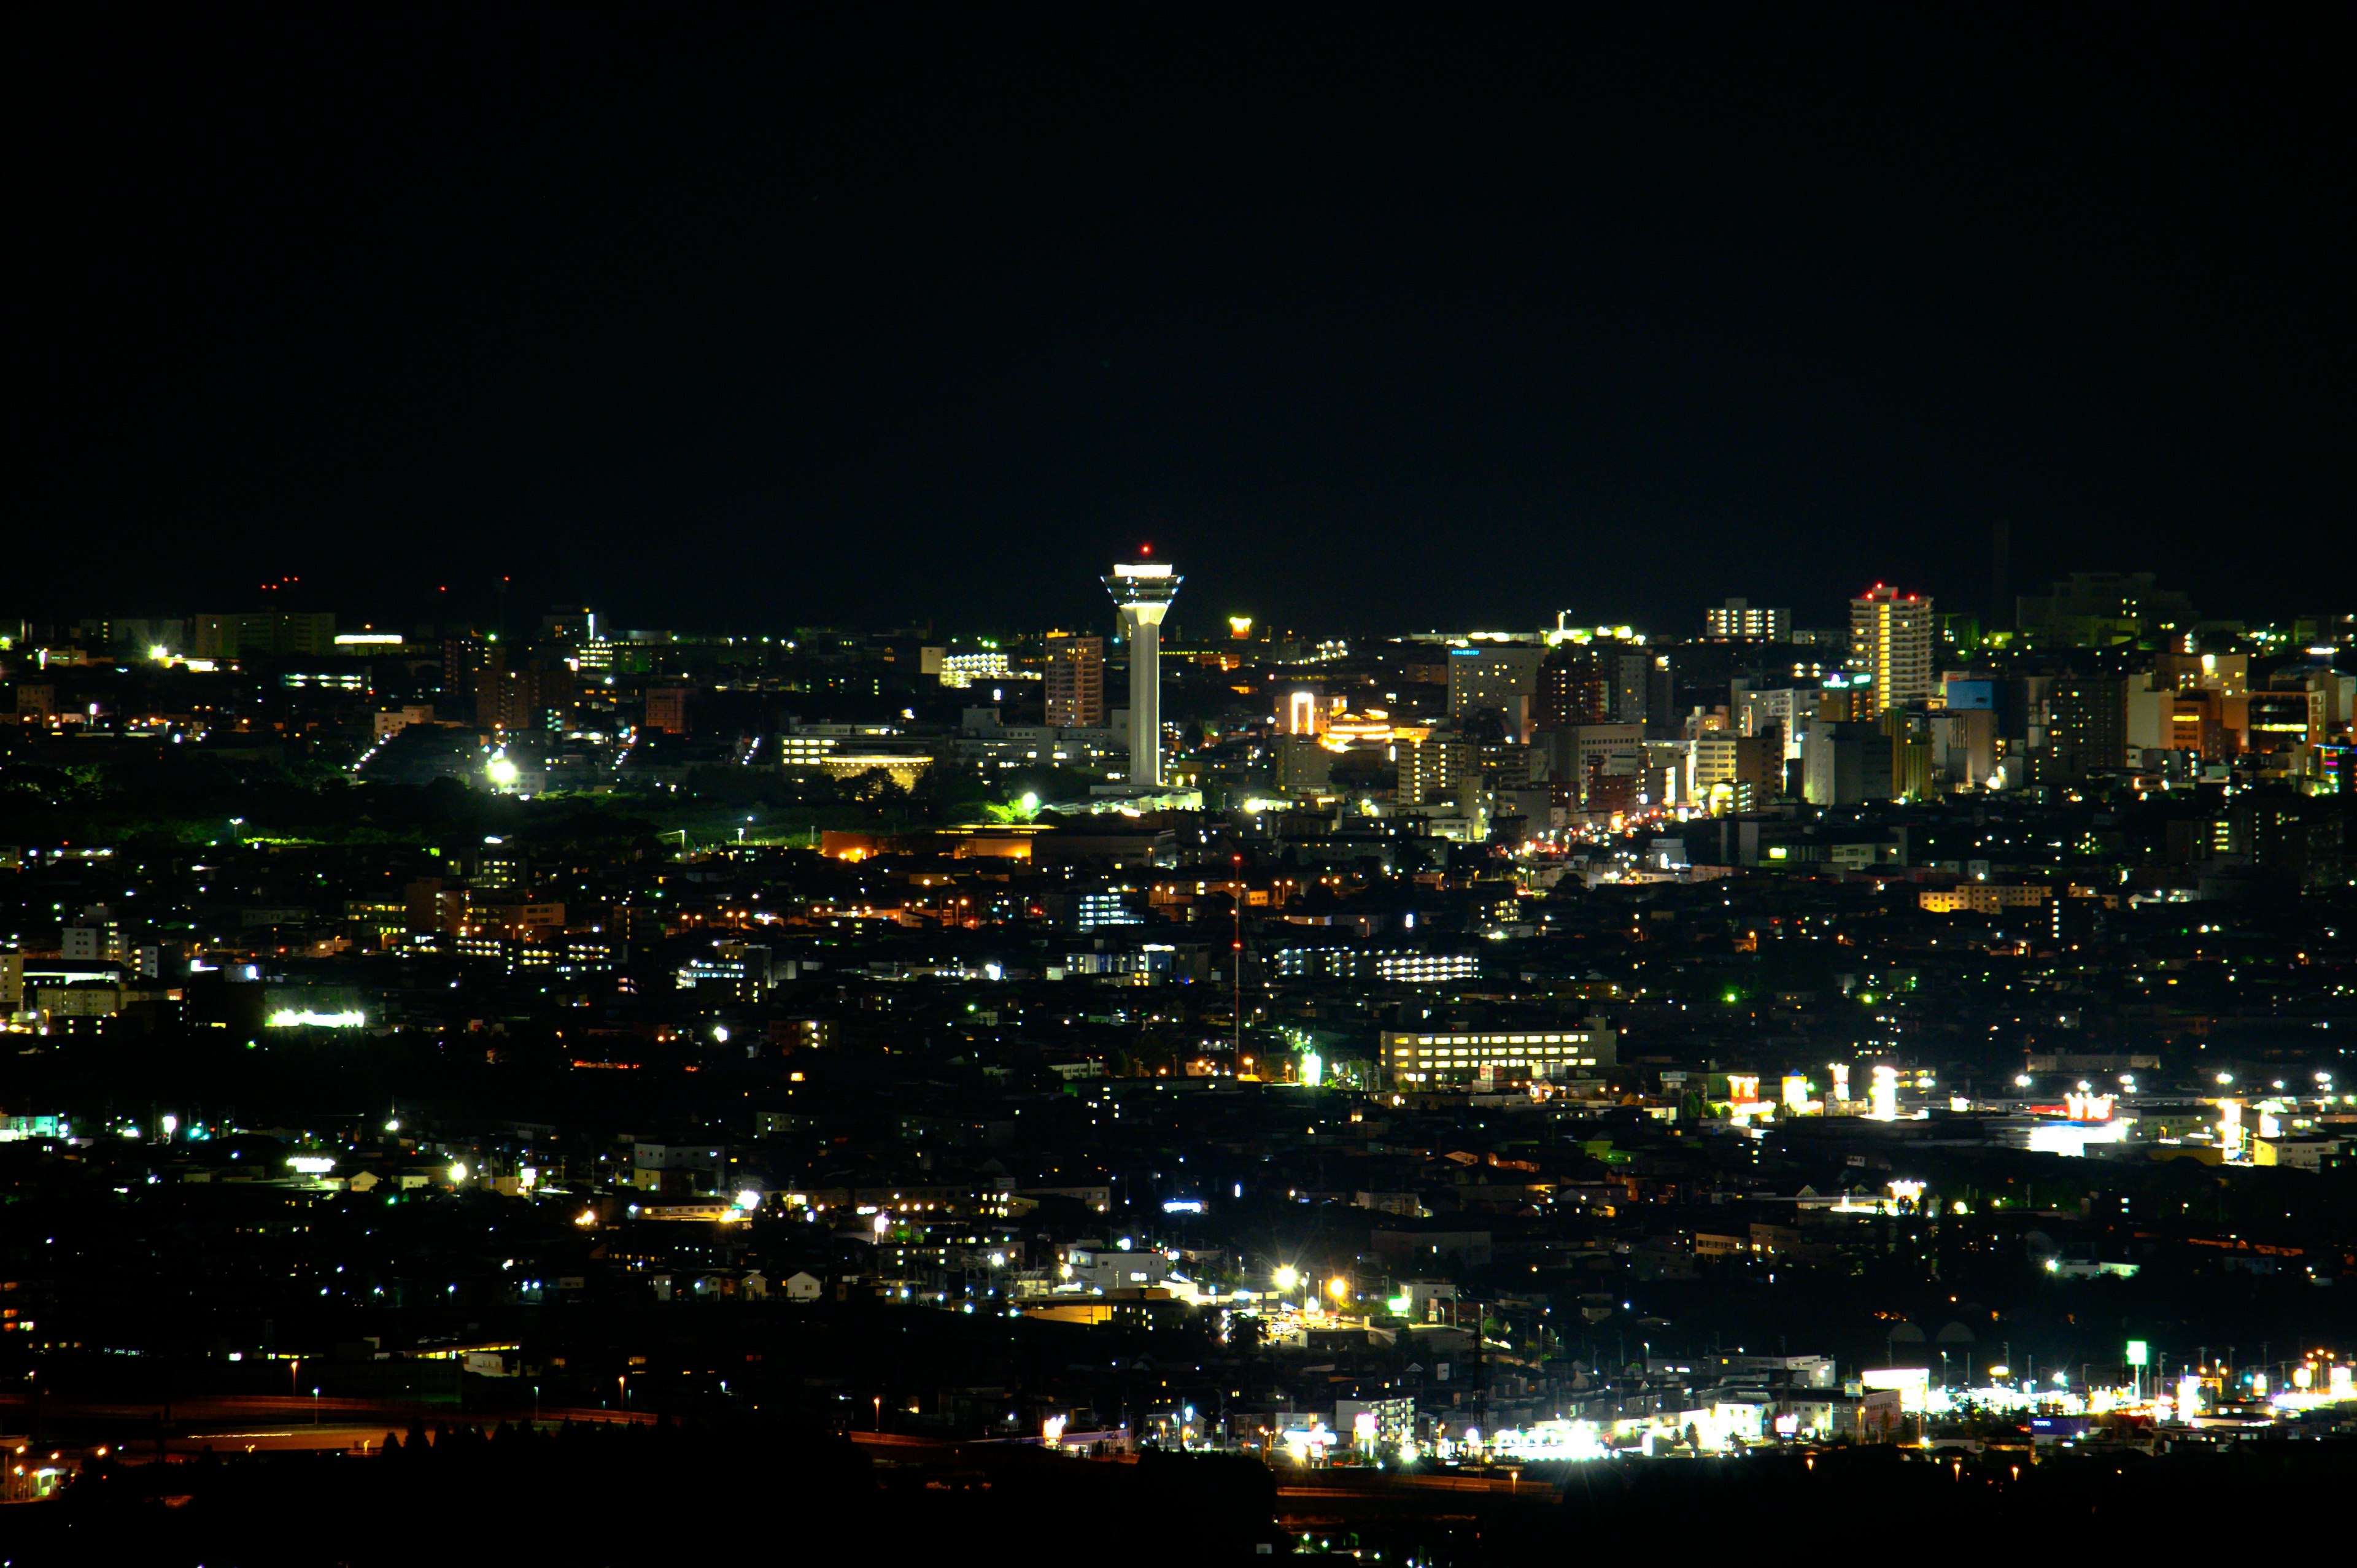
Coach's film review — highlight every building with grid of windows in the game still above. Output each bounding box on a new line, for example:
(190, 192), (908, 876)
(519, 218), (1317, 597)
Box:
(1380, 1022), (1616, 1086)
(1272, 948), (1480, 984)
(1075, 891), (1144, 930)
(1703, 598), (1790, 641)
(1043, 633), (1104, 728)
(1849, 585), (1935, 714)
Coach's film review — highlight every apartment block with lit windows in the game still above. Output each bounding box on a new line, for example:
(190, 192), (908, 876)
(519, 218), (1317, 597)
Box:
(1043, 633), (1104, 728)
(1849, 586), (1935, 714)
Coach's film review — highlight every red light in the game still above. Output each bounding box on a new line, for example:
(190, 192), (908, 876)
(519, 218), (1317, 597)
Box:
(1140, 543), (1151, 555)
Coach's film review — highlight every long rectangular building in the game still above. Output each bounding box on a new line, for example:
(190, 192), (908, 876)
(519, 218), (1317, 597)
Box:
(1380, 1022), (1617, 1087)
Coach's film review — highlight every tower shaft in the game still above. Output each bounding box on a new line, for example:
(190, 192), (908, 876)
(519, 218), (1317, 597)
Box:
(1123, 603), (1167, 785)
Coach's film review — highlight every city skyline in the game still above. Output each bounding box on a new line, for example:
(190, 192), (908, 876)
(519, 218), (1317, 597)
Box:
(7, 14), (2354, 1548)
(10, 565), (2325, 653)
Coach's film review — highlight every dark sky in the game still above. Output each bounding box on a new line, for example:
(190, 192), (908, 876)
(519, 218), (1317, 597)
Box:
(20, 12), (2353, 638)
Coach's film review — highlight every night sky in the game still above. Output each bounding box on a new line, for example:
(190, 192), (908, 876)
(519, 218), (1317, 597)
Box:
(21, 13), (2352, 637)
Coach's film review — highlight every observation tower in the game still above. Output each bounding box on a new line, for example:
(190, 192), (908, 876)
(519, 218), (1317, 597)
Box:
(1102, 550), (1181, 786)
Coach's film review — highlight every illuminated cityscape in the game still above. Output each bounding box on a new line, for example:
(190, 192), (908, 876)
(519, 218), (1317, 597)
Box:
(9, 10), (2355, 1561)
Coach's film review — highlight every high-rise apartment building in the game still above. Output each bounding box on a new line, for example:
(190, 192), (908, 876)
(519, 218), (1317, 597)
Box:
(1043, 633), (1104, 728)
(1849, 586), (1935, 714)
(1394, 726), (1477, 806)
(476, 654), (576, 733)
(1704, 598), (1791, 641)
(1536, 644), (1609, 730)
(443, 635), (492, 717)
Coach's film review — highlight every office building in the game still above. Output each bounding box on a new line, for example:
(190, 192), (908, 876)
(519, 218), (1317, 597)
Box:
(2046, 675), (2127, 777)
(643, 686), (692, 736)
(2245, 690), (2320, 753)
(1849, 586), (1935, 714)
(1574, 723), (1644, 813)
(1689, 733), (1779, 805)
(1737, 687), (1816, 763)
(1043, 633), (1104, 728)
(62, 921), (128, 964)
(193, 611), (338, 659)
(2014, 572), (2195, 647)
(1381, 1022), (1617, 1087)
(1883, 708), (1937, 801)
(1275, 735), (1336, 793)
(1103, 554), (1180, 786)
(1704, 598), (1791, 641)
(1620, 647), (1673, 736)
(1803, 721), (1895, 806)
(1932, 708), (1999, 789)
(1447, 645), (1547, 739)
(1273, 947), (1480, 984)
(937, 650), (1015, 689)
(1283, 685), (1325, 736)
